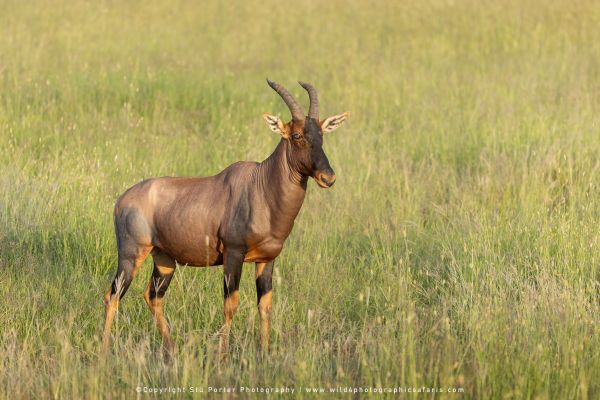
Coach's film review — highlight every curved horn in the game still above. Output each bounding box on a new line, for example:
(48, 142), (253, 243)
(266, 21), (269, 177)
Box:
(266, 79), (305, 121)
(298, 81), (319, 120)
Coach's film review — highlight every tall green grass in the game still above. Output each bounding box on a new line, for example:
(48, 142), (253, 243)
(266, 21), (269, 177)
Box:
(0, 0), (599, 398)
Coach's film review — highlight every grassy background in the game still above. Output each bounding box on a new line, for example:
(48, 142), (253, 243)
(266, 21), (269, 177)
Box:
(0, 0), (599, 398)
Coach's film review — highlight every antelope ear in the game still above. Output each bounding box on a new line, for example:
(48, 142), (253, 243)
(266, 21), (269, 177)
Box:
(262, 113), (289, 138)
(320, 112), (349, 134)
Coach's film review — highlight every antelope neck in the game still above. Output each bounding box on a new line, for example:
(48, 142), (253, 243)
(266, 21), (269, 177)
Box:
(255, 139), (307, 214)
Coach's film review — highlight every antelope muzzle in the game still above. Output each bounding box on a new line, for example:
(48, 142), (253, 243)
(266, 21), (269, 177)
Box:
(314, 169), (336, 188)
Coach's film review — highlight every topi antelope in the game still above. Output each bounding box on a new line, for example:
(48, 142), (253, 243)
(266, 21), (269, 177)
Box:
(102, 80), (348, 357)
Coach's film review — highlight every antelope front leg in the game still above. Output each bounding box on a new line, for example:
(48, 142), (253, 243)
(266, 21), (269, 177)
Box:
(219, 250), (244, 356)
(255, 260), (274, 352)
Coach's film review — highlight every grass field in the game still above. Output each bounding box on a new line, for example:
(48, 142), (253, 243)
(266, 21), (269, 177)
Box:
(0, 0), (599, 398)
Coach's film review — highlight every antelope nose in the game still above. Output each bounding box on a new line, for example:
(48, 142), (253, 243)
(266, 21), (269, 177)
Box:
(320, 173), (336, 187)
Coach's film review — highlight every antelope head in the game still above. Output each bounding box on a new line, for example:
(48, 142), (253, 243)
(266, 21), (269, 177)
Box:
(263, 80), (348, 188)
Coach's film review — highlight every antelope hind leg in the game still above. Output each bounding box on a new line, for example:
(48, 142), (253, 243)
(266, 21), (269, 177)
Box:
(144, 250), (177, 361)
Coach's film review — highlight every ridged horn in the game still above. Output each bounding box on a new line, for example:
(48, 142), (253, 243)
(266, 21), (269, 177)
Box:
(266, 79), (305, 121)
(298, 81), (319, 120)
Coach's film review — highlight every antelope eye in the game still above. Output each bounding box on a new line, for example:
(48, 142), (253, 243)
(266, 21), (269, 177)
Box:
(292, 133), (302, 140)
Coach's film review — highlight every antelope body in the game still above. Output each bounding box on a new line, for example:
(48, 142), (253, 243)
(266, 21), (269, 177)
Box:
(102, 80), (348, 357)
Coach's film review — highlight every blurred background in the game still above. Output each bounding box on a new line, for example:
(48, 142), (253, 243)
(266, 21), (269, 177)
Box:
(0, 0), (598, 398)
